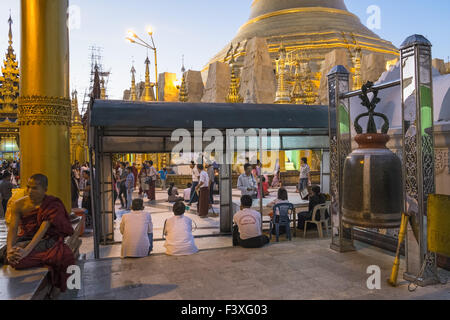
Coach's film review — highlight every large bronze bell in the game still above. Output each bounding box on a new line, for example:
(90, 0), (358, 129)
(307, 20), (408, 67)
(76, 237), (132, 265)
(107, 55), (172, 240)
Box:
(342, 82), (403, 229)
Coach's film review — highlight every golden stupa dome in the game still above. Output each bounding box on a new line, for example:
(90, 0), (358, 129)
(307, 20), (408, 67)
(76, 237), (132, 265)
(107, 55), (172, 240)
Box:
(206, 0), (398, 68)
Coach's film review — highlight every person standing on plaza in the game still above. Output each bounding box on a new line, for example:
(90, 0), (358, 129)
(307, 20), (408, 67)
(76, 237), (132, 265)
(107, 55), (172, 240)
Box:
(158, 167), (168, 191)
(118, 162), (128, 209)
(147, 161), (158, 202)
(298, 157), (311, 195)
(70, 169), (79, 209)
(81, 170), (92, 228)
(0, 172), (13, 213)
(196, 164), (210, 218)
(271, 166), (281, 188)
(207, 162), (215, 205)
(131, 163), (138, 190)
(237, 163), (257, 198)
(79, 162), (89, 192)
(125, 167), (135, 211)
(188, 161), (200, 205)
(138, 161), (150, 197)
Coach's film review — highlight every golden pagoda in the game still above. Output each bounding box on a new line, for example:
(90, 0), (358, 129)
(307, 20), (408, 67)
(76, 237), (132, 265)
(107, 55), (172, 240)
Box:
(70, 90), (87, 164)
(0, 14), (19, 160)
(204, 0), (399, 102)
(208, 0), (398, 63)
(141, 57), (156, 102)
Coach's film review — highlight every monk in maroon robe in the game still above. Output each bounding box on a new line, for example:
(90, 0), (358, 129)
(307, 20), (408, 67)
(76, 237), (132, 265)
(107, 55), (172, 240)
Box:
(6, 174), (75, 292)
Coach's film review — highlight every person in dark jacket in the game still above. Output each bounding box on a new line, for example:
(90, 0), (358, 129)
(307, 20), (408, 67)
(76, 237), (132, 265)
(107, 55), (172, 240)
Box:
(297, 185), (328, 230)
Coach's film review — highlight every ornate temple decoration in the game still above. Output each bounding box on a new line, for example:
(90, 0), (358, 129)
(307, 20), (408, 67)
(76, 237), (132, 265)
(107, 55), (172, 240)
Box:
(435, 149), (449, 174)
(205, 0), (399, 103)
(100, 78), (106, 100)
(226, 57), (243, 103)
(0, 15), (19, 159)
(141, 56), (156, 102)
(290, 57), (304, 104)
(179, 57), (188, 103)
(343, 33), (363, 91)
(300, 60), (319, 105)
(70, 90), (87, 163)
(179, 72), (188, 103)
(274, 44), (291, 104)
(18, 96), (71, 126)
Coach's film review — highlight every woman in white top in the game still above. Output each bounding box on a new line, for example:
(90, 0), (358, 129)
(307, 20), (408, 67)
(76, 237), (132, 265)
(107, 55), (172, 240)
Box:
(164, 201), (198, 256)
(120, 198), (153, 258)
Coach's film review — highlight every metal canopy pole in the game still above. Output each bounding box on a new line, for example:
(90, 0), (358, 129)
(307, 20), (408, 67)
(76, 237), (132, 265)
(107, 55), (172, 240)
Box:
(400, 35), (438, 286)
(219, 132), (233, 233)
(259, 130), (264, 231)
(327, 65), (355, 253)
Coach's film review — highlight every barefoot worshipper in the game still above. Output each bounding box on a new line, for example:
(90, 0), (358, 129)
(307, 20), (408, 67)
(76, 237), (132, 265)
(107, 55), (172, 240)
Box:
(4, 174), (75, 292)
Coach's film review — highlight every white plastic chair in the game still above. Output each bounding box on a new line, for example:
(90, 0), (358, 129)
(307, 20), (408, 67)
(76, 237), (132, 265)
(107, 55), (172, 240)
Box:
(304, 203), (329, 238)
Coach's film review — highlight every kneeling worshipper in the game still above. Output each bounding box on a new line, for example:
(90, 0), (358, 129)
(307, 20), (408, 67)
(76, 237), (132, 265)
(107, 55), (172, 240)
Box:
(163, 201), (198, 256)
(233, 195), (269, 248)
(120, 198), (154, 258)
(4, 174), (75, 292)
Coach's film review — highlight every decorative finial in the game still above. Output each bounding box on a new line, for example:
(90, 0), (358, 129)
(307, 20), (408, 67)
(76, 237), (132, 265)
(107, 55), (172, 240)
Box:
(8, 11), (13, 45)
(181, 55), (186, 74)
(355, 81), (389, 134)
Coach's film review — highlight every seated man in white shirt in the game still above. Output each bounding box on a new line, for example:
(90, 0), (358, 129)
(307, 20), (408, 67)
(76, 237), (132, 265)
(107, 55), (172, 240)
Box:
(233, 195), (270, 248)
(237, 163), (257, 198)
(163, 201), (198, 256)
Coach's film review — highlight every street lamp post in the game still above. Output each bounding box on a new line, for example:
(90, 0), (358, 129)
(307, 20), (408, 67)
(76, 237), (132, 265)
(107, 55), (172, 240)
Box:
(127, 29), (159, 101)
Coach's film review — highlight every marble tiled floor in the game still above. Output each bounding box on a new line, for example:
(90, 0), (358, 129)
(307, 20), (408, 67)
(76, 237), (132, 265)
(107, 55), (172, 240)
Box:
(79, 187), (301, 259)
(59, 238), (450, 300)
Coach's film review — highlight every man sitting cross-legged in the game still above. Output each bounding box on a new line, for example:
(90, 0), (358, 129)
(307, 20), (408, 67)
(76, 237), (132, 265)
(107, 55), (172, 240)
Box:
(233, 195), (269, 248)
(5, 174), (75, 292)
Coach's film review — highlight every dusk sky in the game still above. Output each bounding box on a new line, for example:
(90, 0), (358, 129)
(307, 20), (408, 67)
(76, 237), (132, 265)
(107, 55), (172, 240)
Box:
(1, 0), (450, 111)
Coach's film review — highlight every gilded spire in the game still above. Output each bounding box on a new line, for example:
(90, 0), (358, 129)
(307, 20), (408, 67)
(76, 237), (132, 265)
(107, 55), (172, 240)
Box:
(71, 90), (82, 125)
(8, 14), (12, 47)
(141, 56), (155, 102)
(130, 64), (137, 101)
(0, 13), (19, 113)
(179, 55), (188, 102)
(226, 57), (243, 103)
(291, 56), (304, 104)
(301, 60), (317, 105)
(100, 78), (106, 99)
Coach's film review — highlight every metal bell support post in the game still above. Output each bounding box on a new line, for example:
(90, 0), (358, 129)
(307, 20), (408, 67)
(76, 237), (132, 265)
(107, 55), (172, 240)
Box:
(327, 66), (355, 252)
(400, 35), (439, 286)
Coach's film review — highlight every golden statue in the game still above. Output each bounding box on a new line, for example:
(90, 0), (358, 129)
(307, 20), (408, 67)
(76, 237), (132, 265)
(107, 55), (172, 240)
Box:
(226, 57), (243, 103)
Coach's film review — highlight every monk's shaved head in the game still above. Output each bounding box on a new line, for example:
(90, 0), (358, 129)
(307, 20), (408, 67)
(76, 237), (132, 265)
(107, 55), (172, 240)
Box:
(30, 174), (48, 190)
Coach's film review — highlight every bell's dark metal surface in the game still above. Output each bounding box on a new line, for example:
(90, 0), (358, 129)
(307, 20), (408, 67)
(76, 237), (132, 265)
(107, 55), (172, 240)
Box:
(342, 82), (403, 229)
